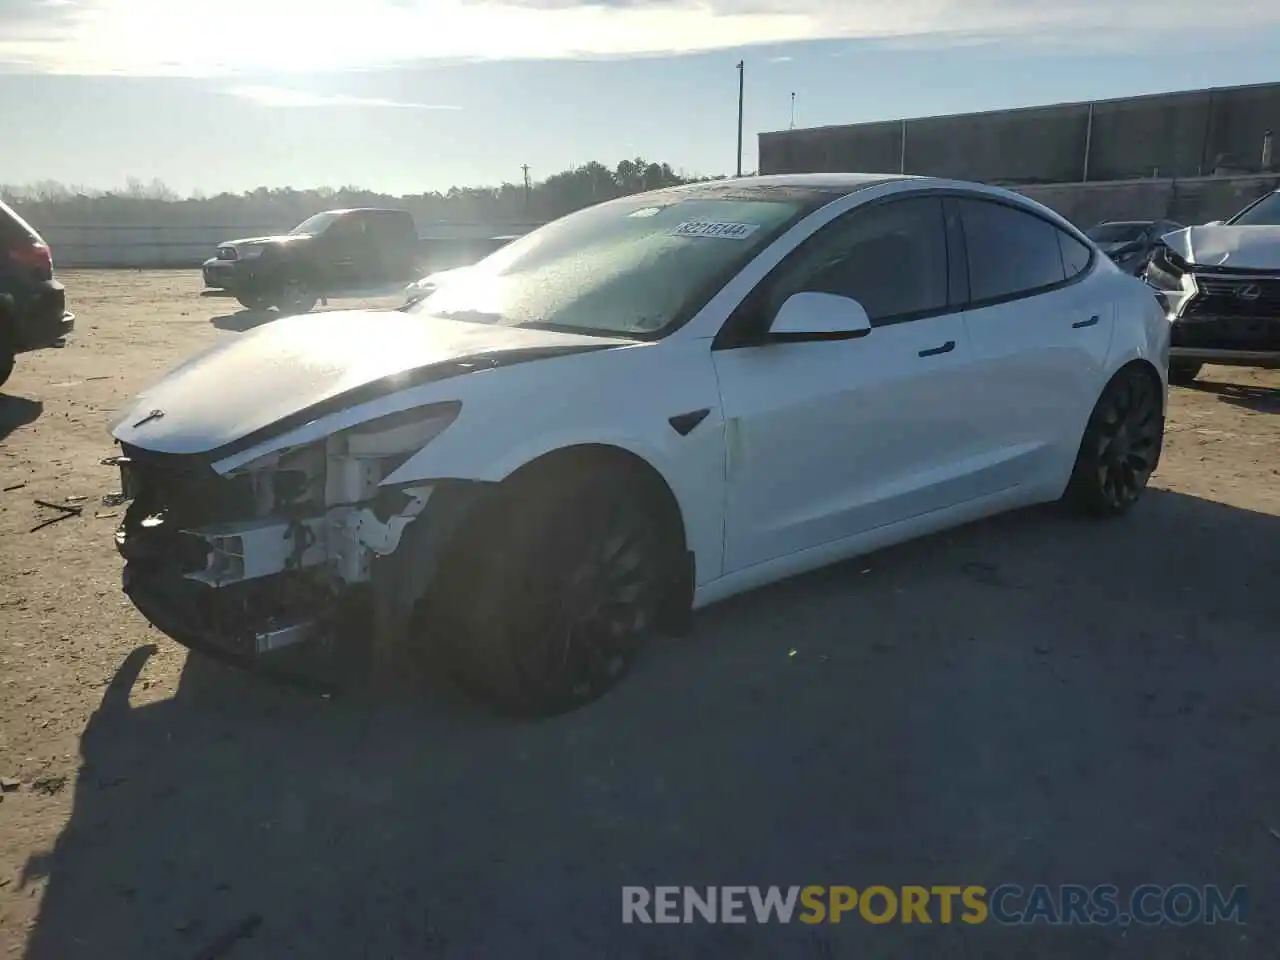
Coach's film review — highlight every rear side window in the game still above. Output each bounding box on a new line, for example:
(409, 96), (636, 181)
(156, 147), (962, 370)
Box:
(956, 198), (1066, 303)
(369, 211), (415, 243)
(1058, 231), (1092, 280)
(770, 196), (950, 325)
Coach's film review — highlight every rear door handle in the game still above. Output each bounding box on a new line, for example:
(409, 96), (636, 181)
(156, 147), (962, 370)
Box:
(918, 340), (955, 358)
(1072, 315), (1100, 329)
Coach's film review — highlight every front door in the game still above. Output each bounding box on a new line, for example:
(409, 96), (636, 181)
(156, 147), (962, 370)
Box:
(712, 195), (984, 574)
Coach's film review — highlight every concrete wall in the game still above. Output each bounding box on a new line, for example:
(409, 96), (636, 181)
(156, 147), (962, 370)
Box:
(1015, 174), (1280, 229)
(759, 81), (1280, 183)
(39, 221), (537, 268)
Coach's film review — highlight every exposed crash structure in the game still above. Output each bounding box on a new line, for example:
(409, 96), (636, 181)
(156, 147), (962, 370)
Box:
(114, 402), (460, 667)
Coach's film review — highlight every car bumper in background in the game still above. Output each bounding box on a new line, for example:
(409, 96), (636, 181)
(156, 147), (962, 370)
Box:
(202, 258), (243, 289)
(1169, 346), (1280, 368)
(13, 280), (73, 352)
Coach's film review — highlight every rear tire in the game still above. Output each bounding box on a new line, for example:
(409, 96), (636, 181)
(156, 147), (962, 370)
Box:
(235, 289), (270, 311)
(1064, 365), (1164, 517)
(1168, 361), (1202, 386)
(0, 349), (13, 390)
(273, 278), (318, 316)
(437, 464), (674, 717)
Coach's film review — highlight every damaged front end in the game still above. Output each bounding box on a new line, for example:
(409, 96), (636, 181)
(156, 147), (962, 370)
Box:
(114, 402), (472, 670)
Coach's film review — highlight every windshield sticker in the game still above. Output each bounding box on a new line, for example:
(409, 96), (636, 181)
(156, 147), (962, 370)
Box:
(628, 206), (664, 218)
(672, 220), (760, 240)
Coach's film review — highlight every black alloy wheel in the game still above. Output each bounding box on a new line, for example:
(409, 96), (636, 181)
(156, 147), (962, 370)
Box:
(440, 468), (672, 717)
(1066, 366), (1164, 516)
(510, 497), (662, 712)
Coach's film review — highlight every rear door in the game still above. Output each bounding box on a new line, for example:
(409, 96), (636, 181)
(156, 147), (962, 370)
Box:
(950, 196), (1114, 490)
(317, 213), (370, 292)
(366, 211), (418, 285)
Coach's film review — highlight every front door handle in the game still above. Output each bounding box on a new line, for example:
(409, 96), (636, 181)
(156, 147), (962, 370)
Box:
(918, 340), (955, 358)
(1072, 315), (1100, 329)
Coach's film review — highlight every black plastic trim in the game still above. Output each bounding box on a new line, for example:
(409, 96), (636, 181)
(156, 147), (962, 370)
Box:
(668, 409), (711, 436)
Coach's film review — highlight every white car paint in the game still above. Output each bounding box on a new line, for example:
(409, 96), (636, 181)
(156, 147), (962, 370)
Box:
(1161, 224), (1280, 269)
(111, 174), (1168, 613)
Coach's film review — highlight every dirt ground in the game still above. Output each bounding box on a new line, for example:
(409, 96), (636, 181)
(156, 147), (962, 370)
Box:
(0, 270), (1277, 959)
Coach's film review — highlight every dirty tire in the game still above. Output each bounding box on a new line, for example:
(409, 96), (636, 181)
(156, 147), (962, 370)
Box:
(1064, 364), (1164, 517)
(439, 466), (671, 717)
(235, 289), (270, 312)
(0, 349), (13, 390)
(1168, 361), (1202, 386)
(273, 278), (318, 316)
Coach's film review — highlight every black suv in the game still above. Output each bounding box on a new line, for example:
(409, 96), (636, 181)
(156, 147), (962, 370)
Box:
(202, 208), (423, 314)
(0, 201), (74, 390)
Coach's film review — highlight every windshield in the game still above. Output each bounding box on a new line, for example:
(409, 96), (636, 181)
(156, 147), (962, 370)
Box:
(1229, 192), (1280, 226)
(290, 211), (342, 235)
(406, 194), (811, 337)
(1087, 222), (1147, 243)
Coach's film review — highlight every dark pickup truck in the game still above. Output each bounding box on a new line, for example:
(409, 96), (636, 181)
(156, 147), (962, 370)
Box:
(1, 200), (74, 390)
(202, 207), (423, 314)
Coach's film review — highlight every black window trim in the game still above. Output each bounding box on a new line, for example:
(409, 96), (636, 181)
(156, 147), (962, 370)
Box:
(713, 192), (960, 350)
(945, 192), (1097, 312)
(712, 185), (1096, 351)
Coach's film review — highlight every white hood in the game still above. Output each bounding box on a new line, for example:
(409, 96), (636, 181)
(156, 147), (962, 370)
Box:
(1161, 225), (1280, 270)
(110, 310), (628, 456)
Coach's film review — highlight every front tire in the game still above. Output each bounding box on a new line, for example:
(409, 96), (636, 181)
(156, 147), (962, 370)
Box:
(438, 467), (672, 717)
(0, 349), (13, 390)
(1168, 361), (1202, 386)
(1064, 365), (1164, 517)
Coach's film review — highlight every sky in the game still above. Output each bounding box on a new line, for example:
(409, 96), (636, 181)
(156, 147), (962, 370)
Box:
(1, 0), (1279, 195)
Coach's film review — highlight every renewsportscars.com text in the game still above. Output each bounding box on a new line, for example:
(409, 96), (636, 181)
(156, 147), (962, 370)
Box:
(622, 884), (1248, 926)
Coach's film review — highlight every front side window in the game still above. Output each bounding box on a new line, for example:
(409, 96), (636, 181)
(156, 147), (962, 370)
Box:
(291, 211), (342, 236)
(957, 199), (1066, 303)
(407, 194), (813, 337)
(765, 196), (950, 325)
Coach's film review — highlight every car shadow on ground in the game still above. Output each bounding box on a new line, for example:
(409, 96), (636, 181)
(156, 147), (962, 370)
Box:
(211, 309), (279, 333)
(0, 394), (43, 443)
(1190, 377), (1280, 414)
(19, 489), (1280, 959)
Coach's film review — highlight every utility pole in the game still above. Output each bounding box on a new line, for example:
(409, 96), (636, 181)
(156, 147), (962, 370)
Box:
(736, 60), (745, 177)
(790, 91), (796, 130)
(521, 164), (531, 213)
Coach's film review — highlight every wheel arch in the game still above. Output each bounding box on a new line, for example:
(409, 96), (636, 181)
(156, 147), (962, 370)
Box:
(499, 442), (689, 557)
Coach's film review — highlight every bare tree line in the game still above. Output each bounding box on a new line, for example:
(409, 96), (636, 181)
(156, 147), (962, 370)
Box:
(2, 159), (734, 228)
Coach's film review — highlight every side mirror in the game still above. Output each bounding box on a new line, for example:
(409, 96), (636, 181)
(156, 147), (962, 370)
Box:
(768, 291), (872, 341)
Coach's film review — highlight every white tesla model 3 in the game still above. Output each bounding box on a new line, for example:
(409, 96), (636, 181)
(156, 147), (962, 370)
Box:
(109, 174), (1170, 715)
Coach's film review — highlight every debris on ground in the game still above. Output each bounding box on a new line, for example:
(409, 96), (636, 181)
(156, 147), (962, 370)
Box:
(95, 511), (120, 520)
(30, 775), (67, 796)
(1, 777), (21, 792)
(101, 492), (130, 507)
(3, 482), (26, 492)
(30, 499), (84, 533)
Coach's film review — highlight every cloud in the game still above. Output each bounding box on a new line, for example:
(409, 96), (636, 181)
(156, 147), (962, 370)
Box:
(2, 0), (1279, 76)
(227, 85), (461, 109)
